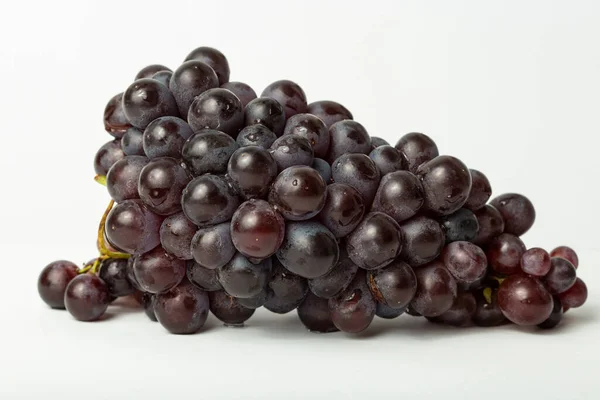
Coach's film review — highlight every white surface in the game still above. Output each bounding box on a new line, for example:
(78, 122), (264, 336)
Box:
(0, 0), (599, 398)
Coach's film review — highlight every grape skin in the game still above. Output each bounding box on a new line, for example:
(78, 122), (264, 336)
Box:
(520, 247), (551, 276)
(94, 140), (125, 176)
(217, 253), (272, 298)
(438, 208), (479, 243)
(550, 246), (579, 268)
(544, 257), (577, 294)
(133, 246), (186, 294)
(190, 222), (236, 270)
(169, 60), (219, 117)
(398, 215), (445, 267)
(182, 130), (239, 176)
(105, 200), (164, 254)
(283, 113), (329, 158)
(317, 183), (365, 238)
(122, 78), (179, 129)
(346, 212), (403, 270)
(221, 82), (257, 108)
(237, 289), (269, 309)
(154, 279), (210, 334)
(268, 166), (327, 221)
(410, 261), (458, 317)
(307, 100), (353, 128)
(227, 146), (278, 200)
(187, 88), (244, 138)
(371, 171), (424, 224)
(181, 174), (240, 227)
(367, 260), (417, 309)
(464, 169), (492, 211)
(159, 212), (197, 260)
(209, 291), (255, 326)
(487, 233), (526, 276)
(329, 271), (376, 333)
(231, 199), (285, 260)
(327, 120), (371, 163)
(244, 97), (286, 136)
(121, 127), (145, 156)
(142, 116), (194, 159)
(184, 46), (230, 85)
(187, 260), (223, 291)
(376, 303), (405, 319)
(472, 204), (505, 246)
(135, 64), (171, 80)
(98, 258), (135, 297)
(442, 241), (488, 286)
(331, 153), (380, 205)
(264, 260), (309, 314)
(537, 296), (563, 330)
(138, 157), (190, 216)
(297, 292), (339, 333)
(370, 136), (390, 149)
(261, 79), (308, 118)
(236, 125), (277, 149)
(368, 145), (406, 175)
(37, 260), (79, 309)
(559, 278), (587, 308)
(104, 93), (132, 138)
(269, 135), (314, 172)
(394, 132), (439, 173)
(497, 274), (553, 326)
(429, 291), (476, 327)
(490, 193), (536, 236)
(106, 156), (148, 202)
(64, 274), (111, 322)
(308, 248), (359, 299)
(472, 290), (507, 327)
(142, 292), (158, 322)
(152, 70), (173, 88)
(312, 158), (331, 183)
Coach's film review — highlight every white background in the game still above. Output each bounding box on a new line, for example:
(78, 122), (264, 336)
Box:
(0, 0), (599, 398)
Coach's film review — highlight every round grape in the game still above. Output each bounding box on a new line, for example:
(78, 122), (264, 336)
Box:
(244, 97), (286, 136)
(237, 289), (269, 309)
(138, 157), (190, 215)
(135, 64), (171, 80)
(537, 296), (563, 330)
(217, 253), (272, 298)
(376, 303), (405, 319)
(369, 145), (406, 175)
(268, 166), (326, 221)
(487, 233), (526, 275)
(236, 125), (277, 149)
(283, 113), (329, 158)
(329, 271), (376, 333)
(442, 241), (487, 285)
(159, 212), (197, 260)
(152, 70), (172, 87)
(398, 215), (445, 267)
(297, 292), (339, 333)
(106, 156), (148, 202)
(372, 171), (423, 224)
(94, 140), (125, 176)
(142, 116), (194, 159)
(490, 193), (536, 236)
(188, 88), (244, 137)
(64, 274), (110, 322)
(472, 204), (505, 246)
(472, 289), (507, 327)
(308, 252), (359, 300)
(187, 260), (223, 291)
(264, 260), (309, 314)
(394, 132), (439, 173)
(429, 291), (476, 327)
(261, 79), (307, 118)
(464, 169), (492, 211)
(331, 153), (380, 205)
(169, 60), (219, 116)
(121, 127), (145, 156)
(550, 246), (579, 268)
(221, 81), (257, 108)
(346, 212), (403, 270)
(184, 46), (230, 85)
(105, 200), (163, 254)
(438, 208), (479, 243)
(410, 261), (457, 317)
(559, 278), (587, 308)
(122, 78), (178, 129)
(38, 260), (79, 309)
(182, 130), (239, 176)
(317, 183), (365, 238)
(367, 260), (417, 309)
(521, 247), (551, 276)
(227, 146), (278, 200)
(133, 246), (186, 294)
(181, 174), (240, 226)
(269, 134), (314, 172)
(370, 136), (390, 149)
(307, 100), (353, 128)
(190, 222), (236, 270)
(497, 274), (553, 326)
(142, 292), (157, 322)
(312, 158), (331, 183)
(98, 258), (135, 297)
(209, 291), (255, 326)
(544, 257), (577, 294)
(154, 279), (210, 334)
(327, 120), (371, 163)
(104, 93), (132, 137)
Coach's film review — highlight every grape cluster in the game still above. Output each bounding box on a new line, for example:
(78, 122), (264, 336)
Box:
(38, 47), (589, 334)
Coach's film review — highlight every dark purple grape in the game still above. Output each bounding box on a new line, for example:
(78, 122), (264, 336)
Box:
(237, 289), (269, 309)
(367, 260), (416, 309)
(154, 279), (210, 334)
(135, 64), (171, 80)
(182, 130), (239, 176)
(329, 271), (376, 333)
(236, 125), (277, 149)
(308, 252), (359, 299)
(221, 81), (257, 108)
(429, 291), (476, 327)
(142, 116), (194, 159)
(327, 120), (371, 163)
(64, 274), (111, 321)
(209, 291), (255, 326)
(276, 221), (339, 279)
(94, 140), (125, 176)
(398, 215), (445, 267)
(190, 222), (236, 270)
(188, 88), (244, 138)
(269, 134), (314, 172)
(410, 261), (457, 317)
(122, 78), (179, 129)
(142, 292), (157, 322)
(105, 200), (163, 254)
(538, 296), (563, 329)
(297, 292), (339, 332)
(217, 253), (272, 298)
(487, 233), (526, 276)
(473, 289), (507, 327)
(490, 193), (535, 236)
(268, 166), (326, 221)
(307, 100), (352, 128)
(126, 258), (142, 291)
(121, 127), (145, 156)
(544, 257), (577, 294)
(331, 153), (380, 205)
(261, 80), (307, 118)
(464, 169), (492, 211)
(138, 157), (190, 215)
(283, 113), (329, 158)
(38, 260), (79, 309)
(106, 156), (148, 202)
(442, 241), (487, 286)
(98, 258), (134, 297)
(231, 199), (285, 261)
(394, 132), (439, 173)
(133, 246), (186, 294)
(370, 136), (390, 149)
(244, 97), (286, 136)
(559, 278), (587, 308)
(181, 174), (239, 226)
(312, 158), (331, 183)
(187, 260), (223, 291)
(472, 204), (505, 246)
(346, 212), (403, 270)
(152, 70), (173, 87)
(227, 146), (278, 200)
(521, 247), (551, 276)
(264, 260), (309, 314)
(317, 183), (365, 238)
(417, 156), (472, 216)
(184, 46), (230, 85)
(376, 303), (404, 319)
(550, 246), (579, 268)
(104, 93), (132, 138)
(438, 208), (479, 243)
(169, 60), (219, 116)
(405, 303), (422, 317)
(159, 212), (197, 260)
(372, 171), (424, 223)
(369, 145), (406, 175)
(497, 274), (553, 326)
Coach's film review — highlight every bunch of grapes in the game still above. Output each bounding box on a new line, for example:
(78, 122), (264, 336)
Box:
(37, 46), (588, 334)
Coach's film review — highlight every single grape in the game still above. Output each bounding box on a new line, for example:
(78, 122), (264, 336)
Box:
(276, 221), (339, 279)
(231, 199), (285, 261)
(442, 241), (487, 286)
(346, 212), (403, 270)
(142, 292), (157, 322)
(169, 60), (219, 116)
(307, 100), (352, 128)
(244, 97), (286, 136)
(37, 260), (79, 309)
(312, 158), (331, 183)
(264, 260), (309, 314)
(317, 183), (365, 238)
(98, 258), (135, 297)
(135, 64), (171, 80)
(438, 208), (479, 243)
(237, 289), (269, 309)
(370, 136), (390, 149)
(182, 130), (239, 176)
(331, 153), (380, 205)
(376, 303), (405, 319)
(269, 134), (314, 172)
(64, 274), (111, 321)
(188, 88), (244, 138)
(521, 247), (551, 276)
(497, 274), (553, 326)
(472, 204), (505, 246)
(154, 279), (210, 334)
(472, 289), (507, 327)
(133, 246), (186, 294)
(187, 260), (223, 291)
(217, 253), (272, 298)
(329, 271), (376, 333)
(184, 46), (230, 85)
(308, 248), (359, 299)
(283, 113), (329, 158)
(410, 261), (457, 317)
(550, 246), (579, 268)
(221, 81), (257, 108)
(94, 140), (125, 176)
(372, 171), (424, 223)
(209, 291), (255, 326)
(227, 146), (278, 200)
(544, 257), (577, 294)
(142, 116), (194, 159)
(394, 132), (439, 173)
(159, 212), (197, 260)
(121, 127), (145, 156)
(152, 70), (173, 88)
(398, 215), (445, 267)
(537, 296), (563, 330)
(559, 278), (587, 308)
(327, 120), (371, 163)
(104, 93), (132, 138)
(464, 169), (492, 211)
(236, 125), (277, 149)
(487, 233), (526, 276)
(106, 156), (148, 202)
(261, 79), (307, 118)
(191, 222), (236, 270)
(181, 174), (240, 226)
(369, 145), (406, 175)
(367, 260), (417, 309)
(122, 78), (179, 129)
(125, 257), (142, 291)
(490, 193), (536, 236)
(429, 291), (476, 327)
(105, 200), (164, 254)
(138, 157), (190, 215)
(297, 292), (339, 333)
(268, 166), (326, 221)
